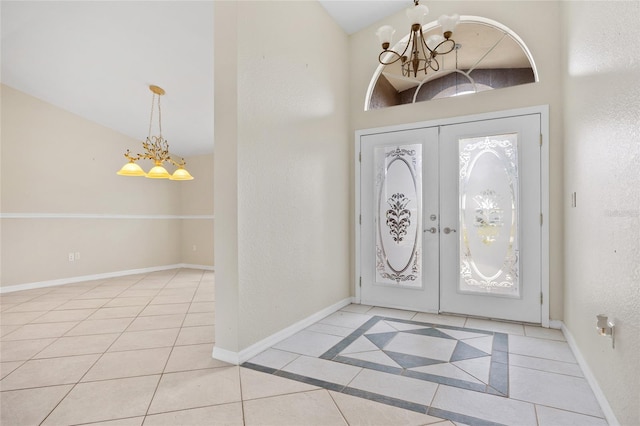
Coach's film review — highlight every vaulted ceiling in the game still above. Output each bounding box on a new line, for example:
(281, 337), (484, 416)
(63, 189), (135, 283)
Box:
(2, 1), (404, 156)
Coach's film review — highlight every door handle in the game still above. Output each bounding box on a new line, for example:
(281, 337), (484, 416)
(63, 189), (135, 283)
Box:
(424, 227), (438, 234)
(443, 227), (457, 234)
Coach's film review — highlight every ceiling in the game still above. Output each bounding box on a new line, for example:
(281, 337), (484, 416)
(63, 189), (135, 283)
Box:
(0, 1), (409, 156)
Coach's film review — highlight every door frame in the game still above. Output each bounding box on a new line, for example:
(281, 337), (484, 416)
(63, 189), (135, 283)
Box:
(354, 105), (550, 326)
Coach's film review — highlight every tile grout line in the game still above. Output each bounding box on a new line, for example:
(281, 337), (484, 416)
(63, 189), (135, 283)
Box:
(142, 269), (203, 420)
(238, 364), (247, 426)
(326, 387), (352, 425)
(531, 401), (608, 421)
(35, 274), (148, 426)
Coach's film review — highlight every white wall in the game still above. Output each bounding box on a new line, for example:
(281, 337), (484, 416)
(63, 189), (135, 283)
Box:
(562, 2), (640, 424)
(213, 0), (350, 353)
(348, 1), (565, 320)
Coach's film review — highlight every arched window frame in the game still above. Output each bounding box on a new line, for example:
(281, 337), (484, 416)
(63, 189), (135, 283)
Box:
(364, 16), (539, 111)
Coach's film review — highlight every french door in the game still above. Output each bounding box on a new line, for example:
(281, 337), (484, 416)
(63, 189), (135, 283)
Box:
(359, 113), (543, 323)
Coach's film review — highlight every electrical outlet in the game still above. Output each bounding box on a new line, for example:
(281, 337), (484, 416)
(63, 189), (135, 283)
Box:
(75, 252), (81, 260)
(192, 245), (197, 252)
(68, 252), (75, 262)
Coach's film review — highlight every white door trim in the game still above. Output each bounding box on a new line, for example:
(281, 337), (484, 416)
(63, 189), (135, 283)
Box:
(355, 105), (550, 326)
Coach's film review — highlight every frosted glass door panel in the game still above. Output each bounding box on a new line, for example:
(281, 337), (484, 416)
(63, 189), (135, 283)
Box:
(439, 114), (541, 323)
(375, 145), (422, 287)
(360, 127), (440, 313)
(459, 134), (520, 297)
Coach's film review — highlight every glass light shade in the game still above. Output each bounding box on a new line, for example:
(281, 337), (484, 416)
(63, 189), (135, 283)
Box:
(426, 34), (446, 51)
(438, 14), (460, 35)
(406, 4), (429, 25)
(146, 164), (171, 179)
(169, 168), (194, 181)
(376, 25), (395, 46)
(117, 161), (146, 177)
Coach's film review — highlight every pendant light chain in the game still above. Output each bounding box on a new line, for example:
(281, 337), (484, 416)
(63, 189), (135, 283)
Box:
(147, 92), (156, 140)
(157, 93), (163, 138)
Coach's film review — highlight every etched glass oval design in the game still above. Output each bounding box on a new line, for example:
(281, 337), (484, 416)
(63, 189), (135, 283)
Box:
(459, 134), (519, 297)
(374, 144), (422, 287)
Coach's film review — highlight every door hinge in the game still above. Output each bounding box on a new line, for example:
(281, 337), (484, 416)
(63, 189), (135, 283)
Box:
(359, 277), (362, 288)
(359, 214), (361, 225)
(540, 134), (543, 147)
(540, 213), (543, 226)
(540, 292), (543, 305)
(359, 152), (361, 162)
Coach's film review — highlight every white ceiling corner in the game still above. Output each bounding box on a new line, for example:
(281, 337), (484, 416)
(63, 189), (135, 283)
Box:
(318, 0), (408, 35)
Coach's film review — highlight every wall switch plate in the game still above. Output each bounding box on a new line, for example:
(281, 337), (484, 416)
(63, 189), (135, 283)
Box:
(68, 252), (75, 262)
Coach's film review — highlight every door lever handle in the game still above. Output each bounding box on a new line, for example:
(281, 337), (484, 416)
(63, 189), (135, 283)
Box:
(443, 227), (457, 234)
(424, 227), (437, 234)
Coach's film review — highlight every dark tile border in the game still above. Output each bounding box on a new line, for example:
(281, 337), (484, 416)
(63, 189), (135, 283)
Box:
(320, 315), (509, 397)
(241, 315), (513, 426)
(241, 362), (508, 426)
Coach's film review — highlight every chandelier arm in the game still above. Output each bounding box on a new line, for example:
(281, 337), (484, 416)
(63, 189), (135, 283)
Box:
(417, 28), (436, 74)
(167, 157), (186, 168)
(124, 149), (144, 162)
(429, 57), (441, 72)
(418, 27), (436, 55)
(433, 39), (457, 56)
(378, 30), (414, 66)
(378, 50), (405, 66)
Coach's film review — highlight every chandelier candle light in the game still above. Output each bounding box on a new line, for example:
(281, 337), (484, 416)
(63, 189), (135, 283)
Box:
(117, 85), (194, 180)
(377, 0), (459, 78)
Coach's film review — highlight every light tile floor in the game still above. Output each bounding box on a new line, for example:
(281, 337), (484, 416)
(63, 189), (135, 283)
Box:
(245, 308), (609, 426)
(0, 269), (607, 425)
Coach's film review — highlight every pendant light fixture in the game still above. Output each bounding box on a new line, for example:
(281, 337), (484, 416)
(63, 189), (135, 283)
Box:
(117, 85), (194, 181)
(376, 0), (459, 78)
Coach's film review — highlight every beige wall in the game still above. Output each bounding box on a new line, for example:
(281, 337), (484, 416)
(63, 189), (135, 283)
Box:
(562, 2), (640, 424)
(214, 0), (350, 352)
(349, 1), (565, 320)
(180, 153), (214, 266)
(1, 85), (213, 288)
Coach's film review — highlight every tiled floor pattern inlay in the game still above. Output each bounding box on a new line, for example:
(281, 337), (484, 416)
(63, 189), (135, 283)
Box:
(245, 316), (510, 424)
(245, 307), (609, 426)
(322, 316), (509, 396)
(1, 269), (609, 425)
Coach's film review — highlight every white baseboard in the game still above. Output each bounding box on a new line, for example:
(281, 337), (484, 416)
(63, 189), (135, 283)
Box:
(549, 319), (563, 330)
(559, 321), (620, 426)
(212, 297), (355, 365)
(182, 264), (215, 271)
(211, 346), (240, 365)
(0, 263), (215, 293)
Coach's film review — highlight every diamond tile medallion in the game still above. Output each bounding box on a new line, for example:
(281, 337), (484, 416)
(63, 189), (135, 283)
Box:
(321, 316), (509, 396)
(244, 315), (510, 423)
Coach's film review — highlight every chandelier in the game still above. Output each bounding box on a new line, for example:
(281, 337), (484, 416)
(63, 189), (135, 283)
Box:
(117, 85), (194, 180)
(376, 0), (459, 78)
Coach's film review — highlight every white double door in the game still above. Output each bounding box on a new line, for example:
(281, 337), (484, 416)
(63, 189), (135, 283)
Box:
(360, 114), (542, 323)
